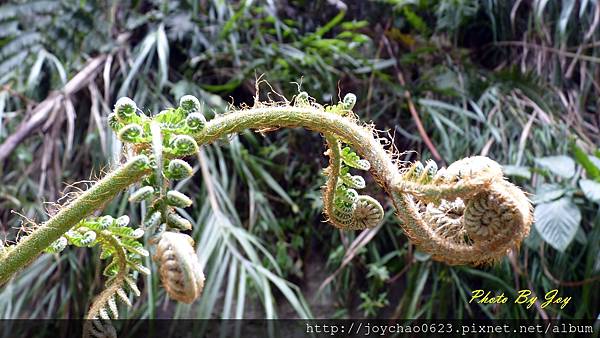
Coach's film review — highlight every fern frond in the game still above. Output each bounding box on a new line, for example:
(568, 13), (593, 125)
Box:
(108, 96), (207, 304)
(393, 156), (532, 265)
(153, 232), (205, 304)
(48, 215), (149, 338)
(320, 94), (384, 231)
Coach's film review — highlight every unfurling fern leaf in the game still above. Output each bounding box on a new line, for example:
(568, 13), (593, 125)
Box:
(165, 159), (193, 180)
(62, 215), (149, 338)
(321, 94), (384, 231)
(113, 97), (138, 122)
(394, 156), (532, 265)
(166, 190), (193, 208)
(179, 95), (201, 114)
(340, 147), (370, 170)
(0, 89), (533, 338)
(185, 113), (206, 133)
(44, 236), (68, 253)
(153, 232), (205, 304)
(108, 95), (206, 307)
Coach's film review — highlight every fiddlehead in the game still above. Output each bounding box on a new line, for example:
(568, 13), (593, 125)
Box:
(394, 156), (532, 265)
(188, 92), (532, 265)
(48, 215), (148, 338)
(108, 91), (531, 278)
(0, 87), (535, 338)
(110, 96), (205, 304)
(395, 158), (501, 204)
(154, 232), (205, 304)
(312, 93), (384, 231)
(164, 159), (194, 180)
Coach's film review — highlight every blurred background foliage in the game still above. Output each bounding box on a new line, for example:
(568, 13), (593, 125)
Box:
(0, 0), (598, 322)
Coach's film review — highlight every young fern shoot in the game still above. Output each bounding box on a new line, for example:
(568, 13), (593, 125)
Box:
(0, 89), (533, 337)
(308, 93), (385, 231)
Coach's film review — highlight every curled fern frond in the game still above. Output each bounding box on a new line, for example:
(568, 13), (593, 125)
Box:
(166, 211), (192, 231)
(167, 135), (198, 156)
(128, 186), (155, 203)
(334, 184), (358, 205)
(166, 190), (193, 208)
(114, 97), (137, 122)
(108, 97), (206, 307)
(340, 146), (371, 170)
(0, 90), (538, 338)
(342, 93), (356, 111)
(106, 97), (207, 309)
(403, 161), (425, 181)
(423, 199), (465, 244)
(98, 215), (114, 230)
(153, 232), (205, 304)
(322, 117), (384, 231)
(339, 171), (366, 189)
(107, 113), (123, 132)
(444, 156), (504, 181)
(179, 95), (201, 114)
(115, 215), (130, 227)
(164, 159), (193, 180)
(109, 96), (207, 161)
(118, 124), (145, 143)
(396, 157), (499, 204)
(351, 195), (385, 230)
(68, 215), (148, 338)
(44, 236), (68, 253)
(393, 156), (532, 265)
(463, 181), (530, 242)
(91, 93), (534, 331)
(143, 211), (162, 229)
(185, 113), (206, 132)
(67, 229), (97, 247)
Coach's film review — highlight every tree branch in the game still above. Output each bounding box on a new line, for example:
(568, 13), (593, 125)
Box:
(0, 55), (107, 164)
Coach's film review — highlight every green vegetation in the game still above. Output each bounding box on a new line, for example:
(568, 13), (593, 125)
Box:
(0, 0), (597, 328)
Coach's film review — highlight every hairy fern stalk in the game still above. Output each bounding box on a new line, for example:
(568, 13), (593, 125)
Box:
(0, 91), (532, 336)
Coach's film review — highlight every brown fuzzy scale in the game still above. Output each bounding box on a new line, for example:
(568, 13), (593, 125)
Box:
(395, 178), (495, 204)
(423, 199), (466, 244)
(153, 232), (204, 304)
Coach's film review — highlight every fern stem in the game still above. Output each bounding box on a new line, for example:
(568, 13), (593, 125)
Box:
(196, 107), (399, 188)
(0, 156), (150, 285)
(322, 133), (341, 222)
(0, 105), (532, 286)
(195, 106), (531, 264)
(85, 232), (127, 320)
